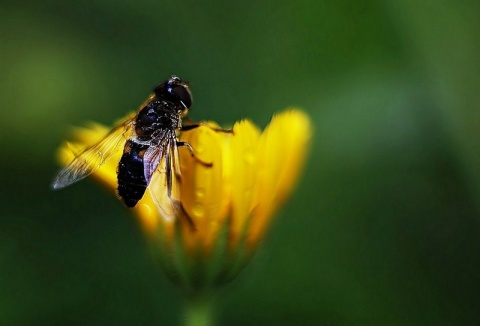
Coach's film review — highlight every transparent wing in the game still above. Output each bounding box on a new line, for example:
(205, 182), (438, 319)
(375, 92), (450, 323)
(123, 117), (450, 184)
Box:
(147, 140), (182, 221)
(52, 114), (136, 189)
(143, 132), (169, 185)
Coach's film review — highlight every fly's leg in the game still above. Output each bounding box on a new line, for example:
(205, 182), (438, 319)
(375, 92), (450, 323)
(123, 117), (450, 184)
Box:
(165, 150), (196, 230)
(179, 122), (233, 167)
(177, 141), (212, 167)
(172, 140), (182, 180)
(181, 122), (233, 134)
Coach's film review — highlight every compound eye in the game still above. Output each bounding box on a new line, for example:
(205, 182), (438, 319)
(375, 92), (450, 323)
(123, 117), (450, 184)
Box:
(154, 82), (168, 97)
(172, 85), (192, 108)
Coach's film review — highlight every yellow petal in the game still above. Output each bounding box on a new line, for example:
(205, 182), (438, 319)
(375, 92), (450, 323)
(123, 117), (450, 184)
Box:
(178, 125), (230, 255)
(228, 119), (261, 249)
(248, 109), (313, 248)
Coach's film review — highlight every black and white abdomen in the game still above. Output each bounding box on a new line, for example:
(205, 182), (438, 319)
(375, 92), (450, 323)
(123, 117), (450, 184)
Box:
(117, 140), (149, 207)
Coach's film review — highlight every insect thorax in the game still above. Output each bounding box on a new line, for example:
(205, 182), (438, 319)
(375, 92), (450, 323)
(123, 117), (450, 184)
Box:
(135, 99), (181, 139)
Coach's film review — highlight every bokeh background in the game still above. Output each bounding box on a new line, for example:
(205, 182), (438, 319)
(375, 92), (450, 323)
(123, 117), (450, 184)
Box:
(2, 0), (480, 324)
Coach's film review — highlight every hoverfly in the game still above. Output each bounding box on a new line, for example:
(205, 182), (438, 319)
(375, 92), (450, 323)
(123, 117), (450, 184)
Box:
(52, 75), (223, 222)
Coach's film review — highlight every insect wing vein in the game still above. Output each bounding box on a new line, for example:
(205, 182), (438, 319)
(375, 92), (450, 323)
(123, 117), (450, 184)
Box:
(143, 140), (166, 185)
(147, 139), (181, 220)
(52, 115), (135, 189)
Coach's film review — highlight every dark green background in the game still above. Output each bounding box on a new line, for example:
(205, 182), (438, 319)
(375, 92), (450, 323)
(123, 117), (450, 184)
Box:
(2, 0), (480, 324)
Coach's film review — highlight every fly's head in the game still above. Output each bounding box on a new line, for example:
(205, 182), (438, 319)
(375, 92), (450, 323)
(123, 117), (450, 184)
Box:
(154, 75), (192, 117)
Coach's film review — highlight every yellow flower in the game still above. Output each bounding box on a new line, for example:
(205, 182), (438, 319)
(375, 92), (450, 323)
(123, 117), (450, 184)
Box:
(57, 109), (312, 290)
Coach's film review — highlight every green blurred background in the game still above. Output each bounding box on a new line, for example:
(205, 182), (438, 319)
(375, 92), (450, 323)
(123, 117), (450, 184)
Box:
(1, 0), (480, 324)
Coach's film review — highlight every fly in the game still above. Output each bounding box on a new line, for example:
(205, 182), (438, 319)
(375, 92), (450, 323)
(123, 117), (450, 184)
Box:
(52, 75), (225, 223)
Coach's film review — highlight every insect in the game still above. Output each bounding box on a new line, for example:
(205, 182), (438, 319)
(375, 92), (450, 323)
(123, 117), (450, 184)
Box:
(52, 75), (222, 221)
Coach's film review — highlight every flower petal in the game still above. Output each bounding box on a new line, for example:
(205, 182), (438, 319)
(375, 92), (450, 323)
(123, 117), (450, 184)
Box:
(247, 109), (313, 248)
(227, 120), (261, 249)
(178, 125), (230, 255)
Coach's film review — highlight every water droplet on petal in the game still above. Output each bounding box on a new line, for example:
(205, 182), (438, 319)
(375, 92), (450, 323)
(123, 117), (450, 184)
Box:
(192, 202), (205, 217)
(195, 188), (205, 200)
